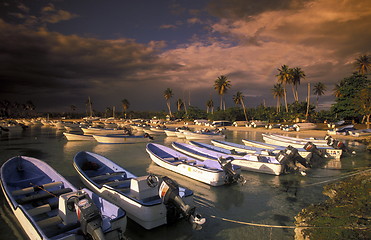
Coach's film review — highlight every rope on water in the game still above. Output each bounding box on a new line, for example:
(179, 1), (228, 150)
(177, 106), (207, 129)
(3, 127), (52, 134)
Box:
(209, 215), (368, 230)
(304, 168), (371, 187)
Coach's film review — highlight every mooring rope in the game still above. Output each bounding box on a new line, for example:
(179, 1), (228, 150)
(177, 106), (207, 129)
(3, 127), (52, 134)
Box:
(209, 215), (368, 230)
(303, 168), (371, 187)
(209, 168), (370, 230)
(29, 182), (59, 198)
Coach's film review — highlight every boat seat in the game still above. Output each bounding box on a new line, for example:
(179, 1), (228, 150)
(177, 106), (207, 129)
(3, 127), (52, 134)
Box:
(16, 188), (72, 205)
(90, 172), (127, 181)
(102, 179), (131, 188)
(194, 164), (205, 168)
(37, 215), (63, 228)
(12, 181), (63, 196)
(28, 201), (59, 216)
(185, 160), (197, 164)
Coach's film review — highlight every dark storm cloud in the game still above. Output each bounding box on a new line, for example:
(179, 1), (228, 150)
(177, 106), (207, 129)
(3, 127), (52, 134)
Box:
(0, 20), (173, 94)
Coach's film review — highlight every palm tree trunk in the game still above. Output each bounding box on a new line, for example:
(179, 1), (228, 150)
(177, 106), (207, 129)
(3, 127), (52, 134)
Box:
(306, 83), (310, 120)
(283, 85), (288, 112)
(166, 101), (172, 117)
(220, 95), (223, 110)
(241, 101), (248, 121)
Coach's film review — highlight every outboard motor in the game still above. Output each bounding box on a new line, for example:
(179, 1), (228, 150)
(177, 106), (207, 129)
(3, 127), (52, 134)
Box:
(275, 146), (311, 174)
(326, 137), (355, 155)
(143, 133), (154, 140)
(304, 142), (329, 158)
(66, 190), (105, 240)
(217, 157), (246, 184)
(158, 176), (206, 230)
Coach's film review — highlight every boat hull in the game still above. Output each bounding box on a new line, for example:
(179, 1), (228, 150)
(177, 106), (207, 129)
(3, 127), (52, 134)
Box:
(146, 143), (239, 186)
(1, 156), (126, 240)
(92, 134), (151, 144)
(73, 151), (194, 230)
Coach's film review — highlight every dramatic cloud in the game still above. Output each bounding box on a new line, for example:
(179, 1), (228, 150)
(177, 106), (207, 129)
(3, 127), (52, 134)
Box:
(0, 0), (370, 112)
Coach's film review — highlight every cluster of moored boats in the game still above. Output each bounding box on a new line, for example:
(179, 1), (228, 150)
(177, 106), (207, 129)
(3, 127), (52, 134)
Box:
(0, 118), (359, 240)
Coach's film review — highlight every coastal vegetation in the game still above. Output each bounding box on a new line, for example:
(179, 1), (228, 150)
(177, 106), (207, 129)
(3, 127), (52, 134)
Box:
(295, 170), (371, 240)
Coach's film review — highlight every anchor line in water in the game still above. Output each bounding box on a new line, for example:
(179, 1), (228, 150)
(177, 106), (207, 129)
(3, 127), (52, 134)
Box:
(303, 168), (371, 187)
(209, 215), (368, 230)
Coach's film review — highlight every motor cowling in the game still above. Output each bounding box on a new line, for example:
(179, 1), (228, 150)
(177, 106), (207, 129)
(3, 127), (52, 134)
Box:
(158, 176), (205, 230)
(275, 146), (311, 173)
(67, 190), (105, 240)
(304, 141), (329, 158)
(327, 138), (355, 155)
(217, 157), (245, 184)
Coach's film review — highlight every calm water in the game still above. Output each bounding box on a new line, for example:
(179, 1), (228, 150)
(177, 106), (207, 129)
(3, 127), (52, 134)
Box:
(0, 126), (369, 240)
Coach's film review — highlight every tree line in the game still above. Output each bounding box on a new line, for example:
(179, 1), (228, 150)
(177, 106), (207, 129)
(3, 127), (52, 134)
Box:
(1, 55), (369, 126)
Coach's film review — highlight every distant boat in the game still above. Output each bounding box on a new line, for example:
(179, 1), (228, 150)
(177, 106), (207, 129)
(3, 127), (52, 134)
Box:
(63, 132), (95, 141)
(146, 143), (243, 186)
(0, 155), (126, 240)
(184, 130), (226, 140)
(172, 142), (286, 175)
(73, 151), (205, 230)
(92, 134), (153, 144)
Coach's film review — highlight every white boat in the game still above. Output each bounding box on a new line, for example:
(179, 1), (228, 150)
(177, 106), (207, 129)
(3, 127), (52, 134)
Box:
(63, 132), (95, 141)
(184, 130), (226, 140)
(172, 142), (289, 175)
(146, 143), (243, 186)
(292, 123), (317, 131)
(92, 134), (153, 144)
(73, 151), (205, 230)
(81, 127), (129, 135)
(143, 127), (167, 135)
(211, 139), (313, 159)
(1, 156), (126, 240)
(164, 129), (178, 137)
(261, 134), (344, 158)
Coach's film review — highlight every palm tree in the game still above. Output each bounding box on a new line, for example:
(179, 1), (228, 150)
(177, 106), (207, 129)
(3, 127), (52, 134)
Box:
(163, 88), (173, 117)
(233, 91), (248, 121)
(333, 83), (342, 98)
(354, 54), (371, 75)
(313, 82), (327, 108)
(214, 75), (231, 111)
(176, 99), (184, 111)
(272, 83), (284, 112)
(276, 65), (291, 112)
(291, 67), (305, 102)
(206, 99), (214, 114)
(121, 99), (130, 119)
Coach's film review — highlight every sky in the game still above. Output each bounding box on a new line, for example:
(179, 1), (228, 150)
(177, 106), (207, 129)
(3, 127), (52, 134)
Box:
(1, 0), (370, 114)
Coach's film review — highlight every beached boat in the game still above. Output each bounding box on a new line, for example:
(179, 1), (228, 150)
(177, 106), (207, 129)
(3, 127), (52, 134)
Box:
(172, 142), (288, 175)
(184, 130), (226, 140)
(73, 151), (205, 230)
(146, 143), (243, 186)
(63, 132), (95, 141)
(327, 125), (356, 135)
(261, 134), (345, 158)
(92, 134), (153, 144)
(292, 122), (317, 131)
(0, 156), (126, 240)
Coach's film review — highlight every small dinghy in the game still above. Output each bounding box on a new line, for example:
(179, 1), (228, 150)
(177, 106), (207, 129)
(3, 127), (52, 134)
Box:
(92, 133), (153, 144)
(0, 156), (126, 240)
(63, 132), (95, 141)
(172, 142), (287, 175)
(73, 151), (205, 230)
(145, 143), (244, 186)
